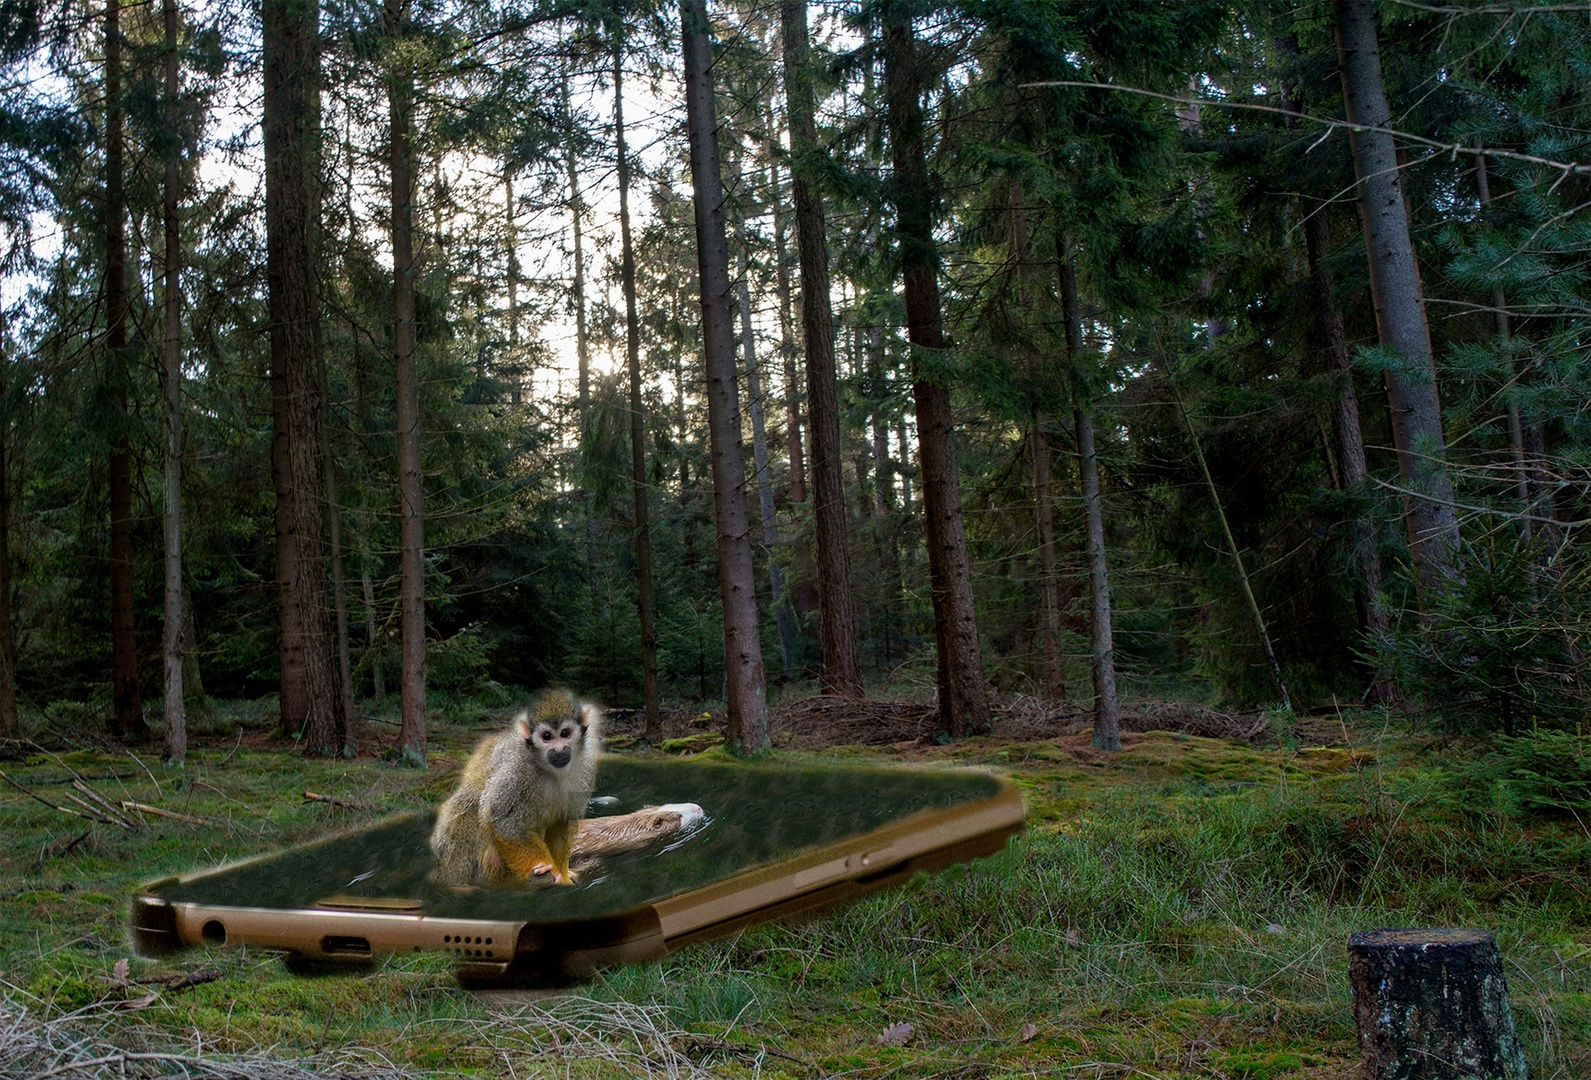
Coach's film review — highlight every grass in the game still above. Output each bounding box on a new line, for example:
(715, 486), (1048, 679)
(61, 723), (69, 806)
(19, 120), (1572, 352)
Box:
(1, 701), (1588, 1078)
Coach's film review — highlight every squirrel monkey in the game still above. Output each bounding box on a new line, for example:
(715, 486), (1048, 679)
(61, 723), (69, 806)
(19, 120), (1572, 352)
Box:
(429, 690), (601, 887)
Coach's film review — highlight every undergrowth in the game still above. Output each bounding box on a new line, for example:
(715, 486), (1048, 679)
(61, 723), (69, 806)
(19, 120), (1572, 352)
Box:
(0, 703), (1587, 1078)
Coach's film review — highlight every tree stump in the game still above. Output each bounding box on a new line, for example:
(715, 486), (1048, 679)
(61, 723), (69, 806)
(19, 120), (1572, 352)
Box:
(1348, 928), (1529, 1080)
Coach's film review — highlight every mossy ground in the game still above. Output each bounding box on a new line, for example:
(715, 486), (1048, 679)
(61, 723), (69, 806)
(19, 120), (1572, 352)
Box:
(2, 699), (1587, 1078)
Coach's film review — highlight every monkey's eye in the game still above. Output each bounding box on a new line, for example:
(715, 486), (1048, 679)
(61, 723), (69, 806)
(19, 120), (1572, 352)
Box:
(540, 731), (554, 742)
(560, 728), (572, 739)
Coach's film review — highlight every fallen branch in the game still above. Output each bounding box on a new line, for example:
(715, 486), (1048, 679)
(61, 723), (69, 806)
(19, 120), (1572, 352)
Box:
(121, 801), (216, 827)
(134, 969), (223, 992)
(73, 779), (139, 828)
(303, 790), (387, 813)
(62, 791), (133, 829)
(0, 769), (98, 822)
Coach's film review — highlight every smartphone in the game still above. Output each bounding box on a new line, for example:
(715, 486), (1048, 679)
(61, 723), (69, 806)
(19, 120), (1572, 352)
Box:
(131, 757), (1023, 983)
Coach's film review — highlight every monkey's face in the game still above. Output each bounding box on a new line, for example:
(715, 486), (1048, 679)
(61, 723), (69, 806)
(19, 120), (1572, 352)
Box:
(521, 715), (582, 772)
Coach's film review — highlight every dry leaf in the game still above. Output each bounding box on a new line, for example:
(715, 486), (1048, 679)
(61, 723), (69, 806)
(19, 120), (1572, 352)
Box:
(1064, 927), (1084, 946)
(112, 959), (130, 984)
(875, 1022), (915, 1047)
(1018, 1023), (1039, 1044)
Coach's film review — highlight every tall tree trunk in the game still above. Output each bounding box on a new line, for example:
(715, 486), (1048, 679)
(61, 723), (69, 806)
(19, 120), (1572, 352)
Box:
(1029, 422), (1065, 700)
(160, 0), (186, 763)
(387, 0), (425, 767)
(1276, 35), (1394, 697)
(868, 322), (901, 665)
(681, 0), (769, 753)
(360, 546), (383, 699)
(1008, 179), (1064, 701)
(736, 217), (798, 678)
(323, 419), (354, 753)
(105, 0), (145, 742)
(614, 38), (661, 741)
(882, 8), (987, 737)
(1057, 253), (1118, 750)
(770, 157), (816, 620)
(897, 416), (912, 511)
(264, 0), (336, 749)
(767, 156), (805, 508)
(0, 311), (16, 738)
(1301, 205), (1396, 696)
(781, 0), (862, 698)
(1332, 0), (1462, 593)
(563, 67), (590, 419)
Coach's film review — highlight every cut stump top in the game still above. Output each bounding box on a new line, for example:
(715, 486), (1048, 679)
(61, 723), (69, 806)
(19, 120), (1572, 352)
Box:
(1351, 927), (1494, 949)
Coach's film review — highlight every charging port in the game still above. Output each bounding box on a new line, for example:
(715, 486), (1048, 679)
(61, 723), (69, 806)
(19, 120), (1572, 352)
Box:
(320, 935), (372, 957)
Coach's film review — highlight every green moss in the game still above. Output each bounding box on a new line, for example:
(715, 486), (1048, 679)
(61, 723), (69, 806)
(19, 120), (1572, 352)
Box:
(1221, 1048), (1311, 1078)
(660, 731), (725, 753)
(0, 697), (1587, 1078)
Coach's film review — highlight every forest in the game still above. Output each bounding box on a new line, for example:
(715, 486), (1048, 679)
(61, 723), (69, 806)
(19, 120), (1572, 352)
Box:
(0, 0), (1586, 763)
(0, 3), (1589, 1076)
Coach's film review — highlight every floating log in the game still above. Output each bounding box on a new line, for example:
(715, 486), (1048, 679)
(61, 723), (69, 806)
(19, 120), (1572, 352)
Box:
(1348, 927), (1529, 1080)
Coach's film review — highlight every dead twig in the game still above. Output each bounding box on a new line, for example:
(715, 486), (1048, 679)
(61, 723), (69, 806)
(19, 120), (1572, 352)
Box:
(121, 801), (216, 827)
(73, 779), (139, 828)
(216, 729), (245, 766)
(41, 829), (92, 862)
(134, 969), (223, 992)
(61, 791), (132, 829)
(192, 780), (267, 818)
(0, 769), (98, 822)
(303, 790), (388, 813)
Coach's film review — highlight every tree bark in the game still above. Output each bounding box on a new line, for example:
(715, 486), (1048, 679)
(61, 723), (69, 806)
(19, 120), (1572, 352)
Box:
(614, 38), (661, 741)
(264, 0), (336, 749)
(882, 8), (988, 737)
(387, 0), (425, 767)
(1349, 928), (1529, 1080)
(1057, 253), (1118, 750)
(1332, 0), (1462, 594)
(781, 0), (862, 699)
(160, 0), (186, 763)
(681, 0), (769, 753)
(105, 0), (146, 743)
(736, 212), (798, 679)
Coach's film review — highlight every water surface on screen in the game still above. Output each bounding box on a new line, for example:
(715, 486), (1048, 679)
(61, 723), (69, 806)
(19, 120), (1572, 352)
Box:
(154, 758), (1001, 922)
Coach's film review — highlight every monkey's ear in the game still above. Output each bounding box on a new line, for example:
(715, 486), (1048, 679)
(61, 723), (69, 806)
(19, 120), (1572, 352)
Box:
(579, 703), (597, 730)
(514, 710), (532, 739)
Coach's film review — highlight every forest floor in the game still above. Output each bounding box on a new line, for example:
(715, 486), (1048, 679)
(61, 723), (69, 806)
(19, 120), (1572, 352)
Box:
(0, 693), (1587, 1079)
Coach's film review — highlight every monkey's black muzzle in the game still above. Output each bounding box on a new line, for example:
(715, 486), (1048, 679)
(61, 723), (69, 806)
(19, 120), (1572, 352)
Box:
(546, 747), (572, 769)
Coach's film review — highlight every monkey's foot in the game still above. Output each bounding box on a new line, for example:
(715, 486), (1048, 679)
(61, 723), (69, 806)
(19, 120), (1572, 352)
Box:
(528, 862), (577, 886)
